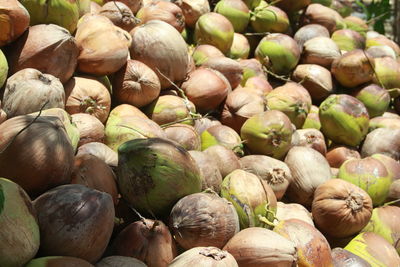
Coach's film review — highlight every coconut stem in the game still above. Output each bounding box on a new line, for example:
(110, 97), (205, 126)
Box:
(265, 168), (285, 185)
(346, 192), (364, 212)
(263, 66), (294, 83)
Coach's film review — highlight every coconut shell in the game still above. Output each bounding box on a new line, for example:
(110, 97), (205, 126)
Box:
(112, 219), (177, 266)
(64, 76), (111, 124)
(3, 68), (65, 118)
(130, 20), (189, 89)
(192, 44), (225, 66)
(6, 24), (78, 84)
(0, 115), (74, 197)
(170, 192), (239, 249)
(33, 184), (115, 263)
(223, 227), (297, 267)
(240, 155), (291, 200)
(0, 178), (40, 267)
(371, 153), (400, 180)
(193, 116), (222, 136)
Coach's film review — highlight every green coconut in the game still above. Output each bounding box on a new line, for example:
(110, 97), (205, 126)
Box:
(255, 33), (300, 75)
(344, 16), (368, 37)
(352, 84), (390, 118)
(0, 178), (40, 267)
(194, 12), (234, 54)
(361, 206), (400, 254)
(25, 256), (93, 267)
(20, 0), (80, 33)
(250, 4), (289, 34)
(220, 169), (277, 229)
(0, 49), (7, 88)
(242, 0), (261, 9)
(200, 124), (243, 155)
(345, 232), (400, 266)
(264, 82), (312, 129)
(240, 110), (293, 159)
(372, 57), (400, 90)
(302, 105), (321, 130)
(366, 36), (400, 57)
(331, 29), (365, 52)
(238, 58), (264, 86)
(338, 157), (392, 206)
(191, 44), (225, 66)
(319, 94), (369, 147)
(29, 108), (80, 152)
(117, 138), (202, 217)
(214, 0), (250, 33)
(368, 116), (400, 132)
(228, 33), (250, 59)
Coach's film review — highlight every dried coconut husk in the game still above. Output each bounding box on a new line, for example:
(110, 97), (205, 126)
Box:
(174, 0), (210, 28)
(71, 113), (105, 146)
(291, 128), (327, 155)
(0, 0), (30, 47)
(275, 202), (314, 226)
(77, 142), (118, 167)
(302, 3), (345, 34)
(203, 145), (241, 178)
(164, 123), (201, 151)
(326, 145), (361, 168)
(169, 247), (238, 267)
(98, 1), (139, 32)
(294, 24), (330, 51)
(301, 37), (341, 69)
(201, 57), (243, 89)
(105, 0), (143, 14)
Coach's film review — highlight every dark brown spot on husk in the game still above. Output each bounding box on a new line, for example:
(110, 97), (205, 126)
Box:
(339, 95), (369, 118)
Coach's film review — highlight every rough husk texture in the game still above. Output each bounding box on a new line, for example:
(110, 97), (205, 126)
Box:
(0, 0), (30, 46)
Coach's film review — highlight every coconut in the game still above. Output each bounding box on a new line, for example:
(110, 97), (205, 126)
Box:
(294, 24), (330, 50)
(33, 184), (115, 263)
(77, 142), (118, 167)
(228, 33), (250, 60)
(2, 68), (65, 118)
(302, 3), (345, 34)
(274, 0), (311, 14)
(319, 94), (369, 147)
(164, 124), (201, 151)
(201, 56), (243, 89)
(366, 35), (400, 57)
(325, 145), (361, 168)
(352, 84), (390, 118)
(368, 116), (400, 132)
(194, 12), (234, 54)
(250, 5), (289, 34)
(188, 150), (222, 193)
(130, 20), (189, 89)
(301, 36), (341, 69)
(338, 157), (392, 206)
(200, 124), (243, 155)
(344, 16), (368, 36)
(275, 202), (314, 226)
(361, 128), (400, 160)
(240, 155), (291, 200)
(105, 0), (143, 14)
(0, 178), (40, 267)
(20, 0), (79, 33)
(344, 232), (400, 266)
(117, 138), (202, 217)
(292, 64), (333, 103)
(76, 14), (130, 76)
(331, 248), (372, 267)
(372, 57), (400, 89)
(331, 49), (375, 88)
(0, 0), (30, 46)
(175, 0), (210, 28)
(291, 128), (327, 155)
(203, 145), (241, 178)
(239, 58), (264, 85)
(221, 169), (277, 229)
(6, 24), (79, 84)
(255, 33), (301, 75)
(192, 44), (225, 66)
(242, 0), (261, 9)
(169, 192), (240, 249)
(331, 29), (365, 52)
(265, 82), (312, 129)
(98, 1), (139, 32)
(241, 110), (293, 159)
(214, 0), (250, 33)
(169, 247), (238, 267)
(366, 45), (397, 59)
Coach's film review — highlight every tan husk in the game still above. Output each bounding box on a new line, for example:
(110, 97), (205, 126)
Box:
(137, 1), (185, 32)
(105, 0), (143, 14)
(169, 192), (239, 249)
(200, 57), (243, 89)
(112, 219), (177, 267)
(223, 227), (297, 267)
(221, 88), (265, 133)
(98, 1), (139, 32)
(326, 145), (361, 168)
(112, 59), (161, 108)
(240, 155), (291, 200)
(175, 0), (210, 28)
(188, 150), (222, 193)
(201, 124), (242, 154)
(312, 179), (373, 238)
(361, 128), (400, 160)
(71, 154), (118, 205)
(301, 37), (341, 69)
(169, 247), (238, 267)
(182, 68), (231, 113)
(244, 76), (273, 95)
(194, 117), (222, 136)
(366, 45), (397, 59)
(275, 202), (314, 226)
(64, 76), (111, 124)
(164, 124), (201, 151)
(3, 68), (65, 118)
(130, 20), (189, 89)
(75, 14), (131, 76)
(0, 115), (74, 197)
(294, 24), (330, 50)
(284, 146), (332, 207)
(192, 44), (225, 66)
(292, 64), (333, 103)
(331, 248), (372, 267)
(273, 219), (334, 267)
(7, 24), (79, 84)
(302, 3), (345, 34)
(109, 104), (148, 119)
(77, 142), (118, 167)
(291, 128), (327, 155)
(203, 145), (241, 178)
(71, 113), (105, 146)
(0, 0), (30, 46)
